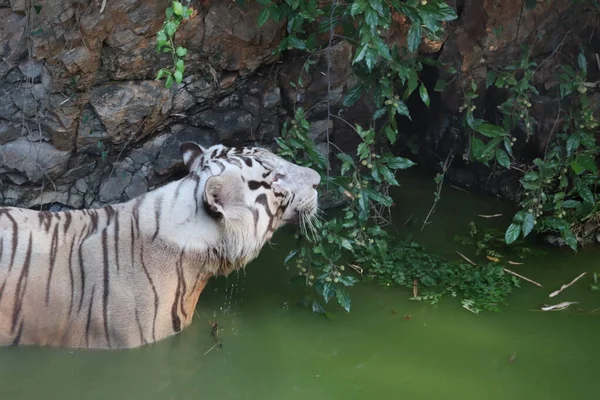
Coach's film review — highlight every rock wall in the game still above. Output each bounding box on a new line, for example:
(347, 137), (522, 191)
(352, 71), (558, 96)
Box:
(0, 0), (355, 209)
(0, 0), (596, 210)
(404, 0), (599, 200)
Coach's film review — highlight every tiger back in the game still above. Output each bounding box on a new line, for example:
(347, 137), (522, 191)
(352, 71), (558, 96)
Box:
(0, 142), (321, 349)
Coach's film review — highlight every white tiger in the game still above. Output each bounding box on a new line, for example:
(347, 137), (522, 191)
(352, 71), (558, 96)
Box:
(0, 142), (320, 349)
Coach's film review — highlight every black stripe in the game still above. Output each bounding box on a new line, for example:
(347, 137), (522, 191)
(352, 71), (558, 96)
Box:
(46, 223), (60, 305)
(63, 211), (72, 234)
(171, 256), (183, 333)
(0, 210), (19, 272)
(11, 320), (24, 346)
(101, 227), (112, 348)
(151, 196), (163, 241)
(178, 251), (188, 319)
(85, 285), (96, 348)
(114, 210), (120, 271)
(67, 238), (76, 316)
(11, 233), (32, 333)
(135, 309), (146, 345)
(248, 180), (271, 190)
(77, 228), (88, 313)
(140, 243), (158, 342)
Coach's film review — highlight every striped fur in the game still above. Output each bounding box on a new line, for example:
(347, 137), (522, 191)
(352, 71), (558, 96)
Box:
(0, 142), (321, 349)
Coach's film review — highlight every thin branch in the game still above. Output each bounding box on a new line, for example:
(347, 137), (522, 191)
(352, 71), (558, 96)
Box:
(504, 268), (543, 287)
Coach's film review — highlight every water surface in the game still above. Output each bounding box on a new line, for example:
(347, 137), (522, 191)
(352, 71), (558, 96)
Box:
(1, 171), (598, 400)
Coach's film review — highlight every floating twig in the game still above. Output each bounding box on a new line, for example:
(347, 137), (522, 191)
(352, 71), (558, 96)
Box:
(204, 341), (222, 355)
(503, 268), (543, 287)
(549, 272), (587, 298)
(455, 250), (477, 266)
(450, 185), (470, 193)
(478, 213), (503, 218)
(540, 301), (578, 311)
(508, 261), (524, 265)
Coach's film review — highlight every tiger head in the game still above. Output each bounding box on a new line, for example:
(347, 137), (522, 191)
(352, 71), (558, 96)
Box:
(179, 142), (321, 263)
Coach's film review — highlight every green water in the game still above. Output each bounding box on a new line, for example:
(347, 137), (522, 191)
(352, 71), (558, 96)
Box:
(1, 171), (599, 400)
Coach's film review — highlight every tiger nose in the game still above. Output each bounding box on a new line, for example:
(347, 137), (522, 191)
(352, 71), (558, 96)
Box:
(310, 170), (321, 189)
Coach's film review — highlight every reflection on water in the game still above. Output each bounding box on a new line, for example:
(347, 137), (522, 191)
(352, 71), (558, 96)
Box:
(0, 170), (599, 400)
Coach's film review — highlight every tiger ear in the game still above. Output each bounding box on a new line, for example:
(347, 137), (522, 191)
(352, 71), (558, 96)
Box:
(180, 142), (206, 170)
(203, 172), (245, 220)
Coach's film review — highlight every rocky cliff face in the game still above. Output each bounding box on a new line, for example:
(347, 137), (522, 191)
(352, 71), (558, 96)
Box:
(0, 0), (596, 209)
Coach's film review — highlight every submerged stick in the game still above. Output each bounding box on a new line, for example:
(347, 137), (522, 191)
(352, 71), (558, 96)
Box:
(478, 213), (503, 218)
(204, 341), (222, 355)
(503, 268), (543, 287)
(548, 272), (587, 298)
(455, 250), (477, 266)
(540, 301), (578, 311)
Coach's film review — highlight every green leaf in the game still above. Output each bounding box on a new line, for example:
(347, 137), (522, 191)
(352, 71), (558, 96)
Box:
(176, 59), (185, 73)
(284, 250), (298, 264)
(373, 107), (386, 120)
(577, 52), (587, 74)
(156, 69), (167, 80)
(336, 288), (352, 312)
(486, 70), (497, 88)
(343, 84), (363, 107)
(407, 69), (418, 96)
(470, 136), (486, 161)
(578, 154), (597, 174)
(365, 48), (377, 71)
(373, 36), (391, 60)
(476, 123), (505, 138)
(407, 23), (422, 52)
(386, 156), (416, 170)
(34, 4), (42, 13)
(341, 238), (353, 251)
(165, 21), (177, 37)
(566, 134), (580, 156)
(562, 200), (581, 209)
(257, 7), (271, 27)
(504, 136), (513, 156)
(288, 35), (307, 50)
(174, 70), (183, 84)
(522, 213), (535, 237)
(365, 6), (379, 28)
(165, 74), (174, 89)
(495, 149), (511, 169)
(434, 79), (447, 92)
(394, 100), (411, 119)
(560, 228), (578, 251)
(172, 1), (183, 15)
(353, 43), (368, 64)
(419, 83), (430, 107)
(365, 189), (393, 206)
(322, 282), (334, 303)
(385, 126), (397, 144)
(570, 160), (585, 175)
(175, 46), (188, 57)
(436, 1), (458, 20)
(381, 167), (399, 186)
(576, 180), (595, 205)
(350, 0), (368, 16)
(525, 0), (537, 9)
(368, 0), (384, 14)
(312, 301), (326, 314)
(505, 223), (521, 244)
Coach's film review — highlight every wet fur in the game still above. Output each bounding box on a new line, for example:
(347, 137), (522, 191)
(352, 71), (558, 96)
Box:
(0, 143), (320, 349)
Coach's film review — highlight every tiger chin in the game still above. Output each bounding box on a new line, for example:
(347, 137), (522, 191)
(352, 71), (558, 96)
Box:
(0, 142), (321, 349)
